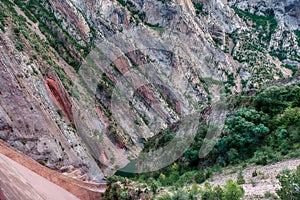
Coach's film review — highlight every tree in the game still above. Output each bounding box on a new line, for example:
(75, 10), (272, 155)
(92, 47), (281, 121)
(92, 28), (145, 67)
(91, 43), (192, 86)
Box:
(147, 177), (160, 194)
(201, 182), (214, 200)
(226, 148), (239, 164)
(222, 179), (244, 200)
(194, 170), (206, 184)
(185, 149), (199, 164)
(237, 171), (246, 185)
(214, 108), (270, 164)
(281, 107), (300, 126)
(189, 183), (202, 199)
(213, 185), (223, 200)
(201, 183), (223, 200)
(119, 191), (131, 200)
(252, 170), (258, 177)
(254, 86), (289, 115)
(217, 108), (270, 164)
(254, 85), (300, 115)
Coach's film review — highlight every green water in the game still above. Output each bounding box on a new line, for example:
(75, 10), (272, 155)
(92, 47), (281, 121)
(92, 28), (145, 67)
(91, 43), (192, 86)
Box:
(115, 161), (136, 178)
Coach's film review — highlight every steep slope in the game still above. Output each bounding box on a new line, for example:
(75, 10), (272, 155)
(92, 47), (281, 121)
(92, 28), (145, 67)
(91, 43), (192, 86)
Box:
(0, 0), (299, 186)
(68, 0), (300, 174)
(0, 0), (104, 181)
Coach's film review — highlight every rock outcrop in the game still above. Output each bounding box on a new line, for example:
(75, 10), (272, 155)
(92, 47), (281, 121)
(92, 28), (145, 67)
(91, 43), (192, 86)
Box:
(46, 75), (74, 123)
(0, 0), (299, 186)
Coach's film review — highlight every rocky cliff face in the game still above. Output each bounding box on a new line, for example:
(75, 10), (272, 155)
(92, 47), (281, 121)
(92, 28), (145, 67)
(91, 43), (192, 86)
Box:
(230, 0), (300, 30)
(0, 0), (299, 182)
(0, 0), (103, 181)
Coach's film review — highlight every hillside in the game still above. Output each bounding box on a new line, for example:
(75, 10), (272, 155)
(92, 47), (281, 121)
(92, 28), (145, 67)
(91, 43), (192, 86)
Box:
(0, 0), (299, 199)
(203, 159), (300, 199)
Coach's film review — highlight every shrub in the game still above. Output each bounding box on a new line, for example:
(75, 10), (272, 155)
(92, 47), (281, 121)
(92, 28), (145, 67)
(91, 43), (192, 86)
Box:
(150, 180), (159, 194)
(264, 191), (278, 199)
(193, 2), (204, 15)
(194, 170), (205, 184)
(57, 109), (63, 117)
(185, 149), (199, 164)
(172, 189), (189, 200)
(252, 170), (258, 177)
(106, 175), (125, 186)
(295, 30), (300, 46)
(201, 184), (223, 200)
(276, 166), (300, 200)
(15, 41), (24, 51)
(189, 183), (202, 199)
(222, 179), (244, 200)
(157, 0), (171, 3)
(237, 171), (246, 185)
(213, 185), (224, 200)
(253, 151), (268, 165)
(158, 193), (172, 200)
(282, 64), (298, 75)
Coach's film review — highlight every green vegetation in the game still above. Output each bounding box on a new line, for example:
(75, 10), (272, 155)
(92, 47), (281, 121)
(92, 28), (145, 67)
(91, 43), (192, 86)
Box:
(276, 165), (300, 199)
(117, 0), (126, 6)
(142, 129), (174, 152)
(254, 85), (300, 115)
(226, 73), (236, 86)
(13, 0), (94, 71)
(52, 62), (74, 91)
(15, 41), (24, 51)
(144, 22), (160, 28)
(93, 129), (103, 142)
(57, 109), (63, 117)
(228, 7), (291, 86)
(144, 22), (165, 35)
(110, 83), (300, 198)
(222, 179), (244, 200)
(211, 108), (270, 166)
(105, 175), (244, 199)
(270, 51), (287, 61)
(20, 138), (27, 145)
(4, 0), (298, 197)
(237, 171), (246, 185)
(211, 85), (300, 166)
(282, 64), (298, 75)
(213, 36), (223, 46)
(0, 0), (15, 31)
(199, 77), (223, 86)
(295, 30), (300, 47)
(96, 73), (114, 102)
(193, 2), (204, 15)
(157, 0), (172, 3)
(116, 0), (148, 25)
(0, 0), (76, 98)
(183, 180), (243, 200)
(229, 7), (298, 87)
(232, 7), (277, 43)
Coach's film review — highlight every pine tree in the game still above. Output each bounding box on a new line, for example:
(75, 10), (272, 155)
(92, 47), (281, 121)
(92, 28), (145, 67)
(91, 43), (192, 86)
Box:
(237, 171), (246, 185)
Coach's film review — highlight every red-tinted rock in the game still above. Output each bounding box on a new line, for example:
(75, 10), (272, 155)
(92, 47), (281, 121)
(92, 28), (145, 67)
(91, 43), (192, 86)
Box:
(45, 75), (74, 123)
